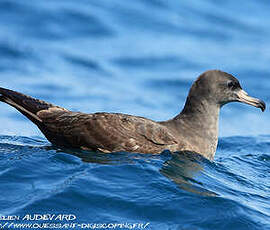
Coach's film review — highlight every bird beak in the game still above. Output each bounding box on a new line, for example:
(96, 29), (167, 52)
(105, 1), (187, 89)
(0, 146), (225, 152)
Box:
(236, 90), (266, 112)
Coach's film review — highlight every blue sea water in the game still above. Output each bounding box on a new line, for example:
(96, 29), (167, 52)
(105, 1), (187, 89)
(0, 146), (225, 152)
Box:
(0, 0), (269, 229)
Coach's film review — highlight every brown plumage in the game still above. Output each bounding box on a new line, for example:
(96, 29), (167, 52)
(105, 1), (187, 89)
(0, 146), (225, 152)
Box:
(0, 70), (266, 160)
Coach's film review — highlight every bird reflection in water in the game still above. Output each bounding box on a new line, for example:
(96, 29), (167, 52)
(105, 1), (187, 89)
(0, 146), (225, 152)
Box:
(160, 151), (218, 196)
(54, 147), (218, 197)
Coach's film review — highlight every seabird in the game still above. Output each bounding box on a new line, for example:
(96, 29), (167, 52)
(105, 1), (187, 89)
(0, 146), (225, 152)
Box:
(0, 70), (265, 160)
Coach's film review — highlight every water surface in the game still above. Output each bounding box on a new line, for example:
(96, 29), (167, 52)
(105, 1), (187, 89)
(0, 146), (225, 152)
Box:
(0, 0), (269, 229)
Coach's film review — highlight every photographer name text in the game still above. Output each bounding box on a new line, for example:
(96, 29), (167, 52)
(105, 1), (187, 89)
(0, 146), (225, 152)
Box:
(0, 214), (76, 221)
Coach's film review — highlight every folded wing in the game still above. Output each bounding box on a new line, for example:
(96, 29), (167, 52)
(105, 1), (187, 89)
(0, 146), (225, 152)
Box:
(39, 111), (178, 153)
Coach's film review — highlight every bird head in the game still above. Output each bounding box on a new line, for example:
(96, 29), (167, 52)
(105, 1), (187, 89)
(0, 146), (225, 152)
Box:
(189, 70), (266, 112)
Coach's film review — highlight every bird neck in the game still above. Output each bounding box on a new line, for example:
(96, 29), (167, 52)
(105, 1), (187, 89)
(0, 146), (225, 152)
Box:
(174, 97), (220, 160)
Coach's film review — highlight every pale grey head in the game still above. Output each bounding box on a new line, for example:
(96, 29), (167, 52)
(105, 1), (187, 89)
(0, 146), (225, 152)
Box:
(181, 70), (266, 115)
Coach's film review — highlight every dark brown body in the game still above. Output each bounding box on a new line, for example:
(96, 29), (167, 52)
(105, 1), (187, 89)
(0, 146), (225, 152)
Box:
(0, 87), (212, 158)
(0, 88), (180, 151)
(0, 70), (265, 160)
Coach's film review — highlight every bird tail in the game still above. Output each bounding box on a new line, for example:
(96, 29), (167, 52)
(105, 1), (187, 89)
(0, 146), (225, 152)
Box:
(0, 87), (56, 126)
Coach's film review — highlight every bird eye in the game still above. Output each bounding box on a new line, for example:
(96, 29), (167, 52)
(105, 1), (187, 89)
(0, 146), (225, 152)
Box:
(227, 81), (240, 90)
(227, 81), (234, 88)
